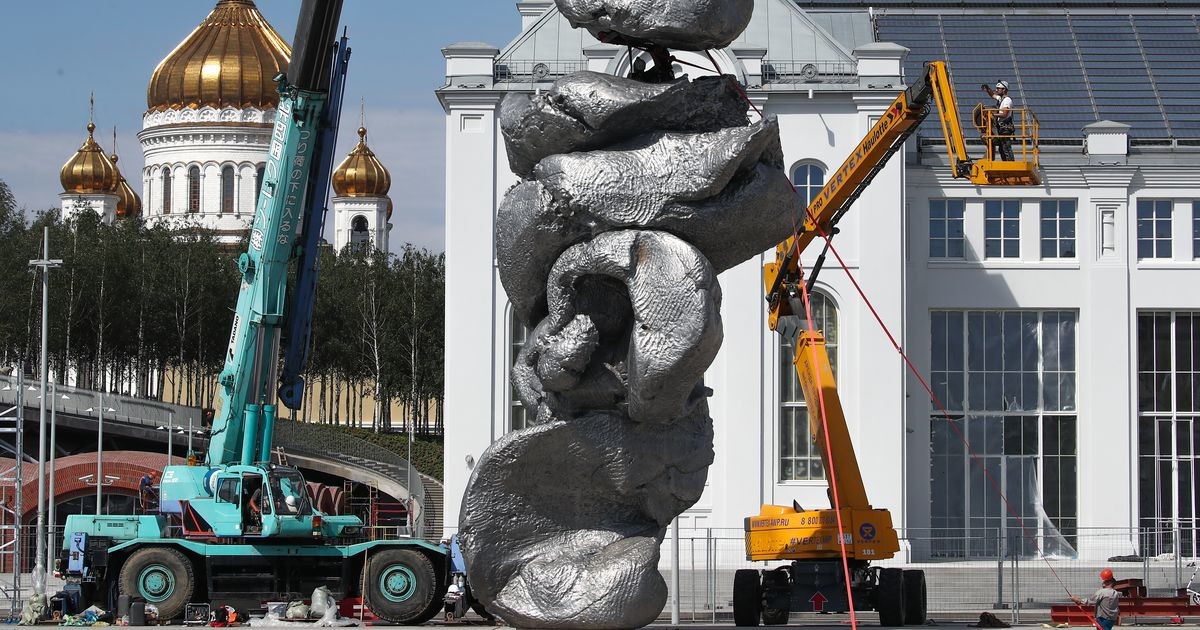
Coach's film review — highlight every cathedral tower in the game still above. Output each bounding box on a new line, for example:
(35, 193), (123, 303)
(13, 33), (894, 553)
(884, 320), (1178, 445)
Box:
(331, 126), (392, 254)
(139, 0), (291, 241)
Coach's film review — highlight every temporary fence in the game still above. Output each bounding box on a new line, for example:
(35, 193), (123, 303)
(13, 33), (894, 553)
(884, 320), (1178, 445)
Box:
(0, 522), (1189, 623)
(651, 526), (1194, 624)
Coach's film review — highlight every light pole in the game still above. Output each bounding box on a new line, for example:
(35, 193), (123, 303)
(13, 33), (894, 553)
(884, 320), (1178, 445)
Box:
(86, 395), (114, 516)
(46, 382), (66, 570)
(29, 226), (62, 597)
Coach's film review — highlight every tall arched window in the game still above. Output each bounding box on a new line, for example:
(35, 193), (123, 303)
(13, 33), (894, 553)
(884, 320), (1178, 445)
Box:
(792, 162), (826, 209)
(254, 163), (266, 201)
(510, 315), (531, 432)
(779, 291), (837, 481)
(350, 215), (370, 249)
(161, 167), (172, 214)
(221, 165), (235, 214)
(187, 165), (200, 213)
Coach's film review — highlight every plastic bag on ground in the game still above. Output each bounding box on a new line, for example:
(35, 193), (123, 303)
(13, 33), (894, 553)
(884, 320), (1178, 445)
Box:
(286, 602), (311, 620)
(19, 594), (47, 625)
(310, 586), (333, 617)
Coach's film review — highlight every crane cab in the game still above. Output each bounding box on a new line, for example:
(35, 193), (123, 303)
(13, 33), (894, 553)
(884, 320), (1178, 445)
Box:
(161, 463), (363, 540)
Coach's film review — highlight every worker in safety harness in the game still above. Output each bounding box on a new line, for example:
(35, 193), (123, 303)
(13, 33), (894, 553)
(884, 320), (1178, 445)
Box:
(1071, 568), (1121, 630)
(981, 80), (1015, 161)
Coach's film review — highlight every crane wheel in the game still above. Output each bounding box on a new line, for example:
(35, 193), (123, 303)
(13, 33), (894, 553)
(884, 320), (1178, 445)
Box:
(876, 567), (907, 627)
(362, 549), (442, 624)
(118, 547), (195, 621)
(762, 605), (790, 625)
(733, 569), (762, 627)
(903, 569), (927, 625)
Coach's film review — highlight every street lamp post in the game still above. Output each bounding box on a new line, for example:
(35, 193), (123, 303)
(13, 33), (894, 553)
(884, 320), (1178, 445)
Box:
(45, 382), (65, 571)
(167, 411), (174, 466)
(96, 394), (104, 516)
(87, 395), (114, 516)
(12, 365), (25, 608)
(30, 226), (62, 598)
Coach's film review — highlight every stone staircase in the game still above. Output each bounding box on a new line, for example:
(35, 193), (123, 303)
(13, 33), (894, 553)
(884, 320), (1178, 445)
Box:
(421, 474), (444, 540)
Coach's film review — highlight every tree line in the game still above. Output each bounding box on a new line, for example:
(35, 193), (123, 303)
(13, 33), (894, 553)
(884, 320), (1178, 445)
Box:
(0, 179), (445, 435)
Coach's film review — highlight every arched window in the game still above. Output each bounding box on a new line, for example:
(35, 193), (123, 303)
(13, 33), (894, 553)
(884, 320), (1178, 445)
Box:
(221, 165), (235, 214)
(187, 165), (200, 213)
(779, 291), (837, 481)
(350, 215), (370, 249)
(255, 163), (266, 201)
(510, 315), (531, 432)
(792, 162), (826, 209)
(161, 167), (172, 214)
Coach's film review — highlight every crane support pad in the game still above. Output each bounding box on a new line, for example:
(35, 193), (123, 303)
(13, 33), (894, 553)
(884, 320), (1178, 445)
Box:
(744, 504), (899, 562)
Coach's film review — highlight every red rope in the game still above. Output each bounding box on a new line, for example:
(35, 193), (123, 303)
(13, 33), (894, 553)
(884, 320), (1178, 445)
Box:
(794, 244), (861, 630)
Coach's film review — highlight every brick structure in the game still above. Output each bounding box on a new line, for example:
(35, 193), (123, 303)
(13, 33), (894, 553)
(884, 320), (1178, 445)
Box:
(0, 451), (183, 571)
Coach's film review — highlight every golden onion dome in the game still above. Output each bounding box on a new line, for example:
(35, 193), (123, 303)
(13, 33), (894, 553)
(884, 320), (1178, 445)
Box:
(333, 127), (392, 200)
(147, 0), (291, 113)
(386, 197), (394, 220)
(60, 122), (118, 194)
(111, 154), (142, 218)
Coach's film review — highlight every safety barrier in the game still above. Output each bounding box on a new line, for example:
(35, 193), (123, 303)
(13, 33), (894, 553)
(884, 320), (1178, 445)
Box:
(439, 525), (1200, 624)
(972, 104), (1040, 170)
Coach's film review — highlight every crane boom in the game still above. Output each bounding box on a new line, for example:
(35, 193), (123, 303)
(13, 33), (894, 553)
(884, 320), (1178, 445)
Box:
(735, 60), (1041, 627)
(748, 60), (1040, 563)
(210, 0), (346, 468)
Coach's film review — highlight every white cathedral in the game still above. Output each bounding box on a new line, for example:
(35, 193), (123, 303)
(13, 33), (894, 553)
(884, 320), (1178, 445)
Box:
(58, 0), (392, 255)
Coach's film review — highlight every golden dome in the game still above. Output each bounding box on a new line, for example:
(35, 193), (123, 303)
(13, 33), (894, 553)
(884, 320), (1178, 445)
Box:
(147, 0), (291, 113)
(111, 154), (142, 218)
(333, 127), (393, 203)
(60, 122), (118, 194)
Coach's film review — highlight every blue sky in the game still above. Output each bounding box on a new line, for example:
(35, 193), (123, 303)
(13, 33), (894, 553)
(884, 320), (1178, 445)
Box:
(0, 1), (523, 253)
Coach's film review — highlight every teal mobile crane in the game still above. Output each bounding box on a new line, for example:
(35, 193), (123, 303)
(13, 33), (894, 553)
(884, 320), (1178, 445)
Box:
(57, 1), (448, 623)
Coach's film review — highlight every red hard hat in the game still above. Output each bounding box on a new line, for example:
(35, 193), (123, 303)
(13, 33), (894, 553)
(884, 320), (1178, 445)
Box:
(1100, 569), (1114, 581)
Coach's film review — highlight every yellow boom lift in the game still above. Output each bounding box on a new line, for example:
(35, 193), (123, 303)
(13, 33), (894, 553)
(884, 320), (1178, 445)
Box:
(734, 61), (1040, 627)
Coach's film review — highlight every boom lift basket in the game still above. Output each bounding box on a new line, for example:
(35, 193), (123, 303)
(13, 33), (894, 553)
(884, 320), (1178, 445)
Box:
(971, 103), (1041, 185)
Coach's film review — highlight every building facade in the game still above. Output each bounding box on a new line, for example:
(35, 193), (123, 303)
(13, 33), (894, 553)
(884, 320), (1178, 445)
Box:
(440, 0), (1200, 560)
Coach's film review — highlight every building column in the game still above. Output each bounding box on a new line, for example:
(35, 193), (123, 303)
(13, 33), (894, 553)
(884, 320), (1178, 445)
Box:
(438, 41), (502, 536)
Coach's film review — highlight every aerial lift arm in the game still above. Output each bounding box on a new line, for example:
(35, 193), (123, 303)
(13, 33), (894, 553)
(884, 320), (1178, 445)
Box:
(749, 60), (1040, 563)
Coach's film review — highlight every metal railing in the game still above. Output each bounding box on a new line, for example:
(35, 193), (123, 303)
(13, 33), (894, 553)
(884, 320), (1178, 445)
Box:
(971, 104), (1040, 169)
(494, 60), (587, 84)
(0, 375), (428, 539)
(762, 60), (858, 85)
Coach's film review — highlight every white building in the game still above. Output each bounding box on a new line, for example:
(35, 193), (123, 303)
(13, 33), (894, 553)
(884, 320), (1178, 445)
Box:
(441, 0), (1200, 561)
(126, 0), (390, 248)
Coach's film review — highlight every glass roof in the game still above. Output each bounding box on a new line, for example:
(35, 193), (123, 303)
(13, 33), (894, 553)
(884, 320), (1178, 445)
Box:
(873, 13), (1200, 139)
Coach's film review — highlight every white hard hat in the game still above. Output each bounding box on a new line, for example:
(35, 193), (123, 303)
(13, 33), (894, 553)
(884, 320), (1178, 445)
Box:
(447, 584), (460, 594)
(285, 495), (297, 507)
(995, 81), (1010, 90)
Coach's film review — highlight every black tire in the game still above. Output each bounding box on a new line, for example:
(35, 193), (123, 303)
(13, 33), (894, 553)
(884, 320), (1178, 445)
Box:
(362, 549), (441, 625)
(117, 547), (195, 621)
(876, 567), (906, 627)
(762, 605), (789, 625)
(903, 569), (927, 625)
(733, 569), (762, 627)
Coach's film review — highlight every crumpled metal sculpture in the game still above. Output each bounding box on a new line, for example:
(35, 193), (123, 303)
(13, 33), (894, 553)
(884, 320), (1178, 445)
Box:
(556, 0), (754, 50)
(459, 1), (797, 627)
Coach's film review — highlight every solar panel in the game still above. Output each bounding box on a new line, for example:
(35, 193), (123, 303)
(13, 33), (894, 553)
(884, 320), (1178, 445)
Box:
(875, 12), (1200, 139)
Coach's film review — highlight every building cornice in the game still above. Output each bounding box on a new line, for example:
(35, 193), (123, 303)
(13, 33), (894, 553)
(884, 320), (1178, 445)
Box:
(143, 106), (276, 130)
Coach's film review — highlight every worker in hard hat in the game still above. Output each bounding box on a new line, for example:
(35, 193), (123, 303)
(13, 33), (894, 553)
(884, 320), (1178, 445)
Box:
(981, 80), (1016, 161)
(1071, 569), (1121, 630)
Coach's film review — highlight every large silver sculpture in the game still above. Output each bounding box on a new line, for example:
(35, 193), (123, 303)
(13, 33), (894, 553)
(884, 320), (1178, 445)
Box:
(459, 1), (797, 627)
